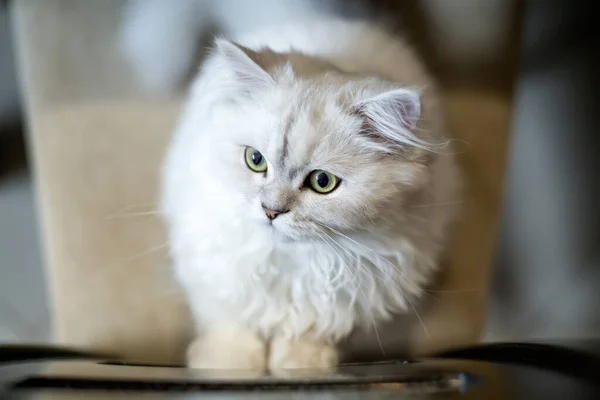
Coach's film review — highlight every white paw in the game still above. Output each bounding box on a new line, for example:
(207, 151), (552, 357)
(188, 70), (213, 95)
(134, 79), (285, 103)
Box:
(269, 336), (339, 376)
(187, 325), (266, 372)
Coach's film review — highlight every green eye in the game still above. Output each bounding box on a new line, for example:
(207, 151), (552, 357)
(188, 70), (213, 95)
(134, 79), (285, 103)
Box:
(308, 170), (339, 194)
(244, 147), (267, 172)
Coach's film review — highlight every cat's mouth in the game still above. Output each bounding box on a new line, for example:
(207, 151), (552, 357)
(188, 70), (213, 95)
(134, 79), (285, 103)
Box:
(254, 209), (306, 243)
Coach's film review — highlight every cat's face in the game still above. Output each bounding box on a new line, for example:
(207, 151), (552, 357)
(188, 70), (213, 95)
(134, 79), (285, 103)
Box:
(210, 88), (426, 243)
(180, 40), (433, 242)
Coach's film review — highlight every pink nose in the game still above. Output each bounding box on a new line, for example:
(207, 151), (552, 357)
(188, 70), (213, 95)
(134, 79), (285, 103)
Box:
(263, 207), (287, 220)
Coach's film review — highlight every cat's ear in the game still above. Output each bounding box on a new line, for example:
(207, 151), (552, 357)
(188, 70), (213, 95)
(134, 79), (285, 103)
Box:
(354, 88), (424, 152)
(212, 38), (275, 95)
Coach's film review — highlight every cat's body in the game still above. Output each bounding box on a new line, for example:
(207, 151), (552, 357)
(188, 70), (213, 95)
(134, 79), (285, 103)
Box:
(155, 14), (461, 371)
(122, 0), (462, 370)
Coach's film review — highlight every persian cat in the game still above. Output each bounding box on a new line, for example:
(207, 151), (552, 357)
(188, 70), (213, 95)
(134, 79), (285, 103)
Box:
(122, 0), (461, 371)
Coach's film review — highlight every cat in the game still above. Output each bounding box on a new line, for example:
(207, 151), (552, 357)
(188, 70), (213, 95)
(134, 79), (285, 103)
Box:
(126, 2), (462, 371)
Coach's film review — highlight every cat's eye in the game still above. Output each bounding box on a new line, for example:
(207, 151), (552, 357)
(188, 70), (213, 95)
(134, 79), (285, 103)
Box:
(244, 146), (267, 173)
(308, 170), (339, 194)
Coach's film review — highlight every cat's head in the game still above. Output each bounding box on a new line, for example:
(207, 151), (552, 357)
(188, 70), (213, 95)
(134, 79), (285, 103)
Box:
(170, 39), (442, 243)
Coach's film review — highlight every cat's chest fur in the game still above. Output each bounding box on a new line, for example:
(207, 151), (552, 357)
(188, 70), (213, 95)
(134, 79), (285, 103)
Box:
(172, 215), (422, 340)
(162, 17), (460, 344)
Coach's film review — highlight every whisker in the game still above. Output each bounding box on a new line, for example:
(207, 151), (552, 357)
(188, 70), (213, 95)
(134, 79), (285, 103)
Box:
(321, 230), (389, 284)
(405, 293), (430, 339)
(80, 240), (171, 291)
(111, 193), (247, 217)
(319, 226), (430, 340)
(107, 193), (247, 220)
(106, 210), (161, 220)
(447, 138), (470, 147)
(409, 201), (463, 209)
(423, 288), (480, 294)
(95, 227), (203, 278)
(106, 208), (206, 220)
(106, 241), (171, 271)
(116, 202), (158, 213)
(316, 231), (385, 356)
(408, 214), (432, 225)
(198, 193), (247, 196)
(308, 237), (342, 288)
(315, 221), (437, 301)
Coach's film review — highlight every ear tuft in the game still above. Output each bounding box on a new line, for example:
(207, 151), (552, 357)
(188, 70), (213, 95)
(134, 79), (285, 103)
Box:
(354, 88), (428, 152)
(212, 38), (275, 95)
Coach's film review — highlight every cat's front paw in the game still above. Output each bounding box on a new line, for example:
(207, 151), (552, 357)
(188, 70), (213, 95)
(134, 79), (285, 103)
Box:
(269, 335), (339, 377)
(187, 324), (266, 372)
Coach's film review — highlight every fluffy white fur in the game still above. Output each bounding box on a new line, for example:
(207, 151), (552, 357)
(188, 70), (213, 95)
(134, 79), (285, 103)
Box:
(158, 15), (461, 371)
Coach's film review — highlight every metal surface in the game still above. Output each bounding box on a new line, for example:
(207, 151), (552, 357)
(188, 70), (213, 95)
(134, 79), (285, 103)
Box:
(0, 356), (596, 399)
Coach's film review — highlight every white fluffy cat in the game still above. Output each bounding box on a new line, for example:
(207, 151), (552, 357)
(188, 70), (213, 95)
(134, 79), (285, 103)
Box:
(127, 3), (462, 371)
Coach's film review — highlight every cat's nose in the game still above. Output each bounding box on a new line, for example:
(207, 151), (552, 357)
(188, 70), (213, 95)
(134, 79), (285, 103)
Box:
(262, 205), (288, 220)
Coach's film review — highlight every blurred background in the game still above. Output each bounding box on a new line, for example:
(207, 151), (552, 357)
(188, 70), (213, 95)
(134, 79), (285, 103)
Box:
(0, 1), (48, 342)
(0, 0), (598, 355)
